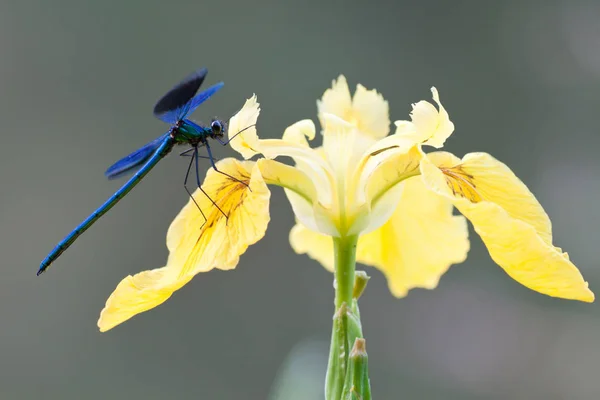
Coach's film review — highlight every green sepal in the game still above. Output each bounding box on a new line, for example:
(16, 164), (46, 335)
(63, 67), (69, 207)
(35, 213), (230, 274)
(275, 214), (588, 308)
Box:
(352, 271), (370, 300)
(341, 338), (371, 400)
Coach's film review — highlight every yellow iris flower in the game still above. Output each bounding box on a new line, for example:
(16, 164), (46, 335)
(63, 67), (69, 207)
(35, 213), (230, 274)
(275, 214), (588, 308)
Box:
(98, 77), (593, 332)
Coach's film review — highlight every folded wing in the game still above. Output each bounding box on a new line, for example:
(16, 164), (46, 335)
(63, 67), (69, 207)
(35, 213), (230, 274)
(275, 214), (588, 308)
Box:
(105, 132), (170, 180)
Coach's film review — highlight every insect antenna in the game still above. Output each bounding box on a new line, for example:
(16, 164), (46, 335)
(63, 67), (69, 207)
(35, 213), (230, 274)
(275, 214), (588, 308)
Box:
(215, 124), (256, 147)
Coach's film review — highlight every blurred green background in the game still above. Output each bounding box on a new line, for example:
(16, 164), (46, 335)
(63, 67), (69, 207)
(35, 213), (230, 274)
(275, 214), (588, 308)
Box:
(2, 0), (599, 398)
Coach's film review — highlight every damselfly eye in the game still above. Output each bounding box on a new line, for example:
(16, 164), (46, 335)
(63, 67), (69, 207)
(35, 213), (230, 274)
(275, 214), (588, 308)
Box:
(211, 120), (223, 135)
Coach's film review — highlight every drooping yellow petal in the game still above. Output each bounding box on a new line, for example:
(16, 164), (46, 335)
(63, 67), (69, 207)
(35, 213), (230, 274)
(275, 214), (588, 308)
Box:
(420, 153), (594, 302)
(427, 151), (552, 244)
(97, 268), (192, 332)
(98, 159), (271, 331)
(167, 160), (270, 277)
(228, 95), (261, 159)
(289, 223), (334, 272)
(356, 177), (470, 297)
(393, 87), (454, 148)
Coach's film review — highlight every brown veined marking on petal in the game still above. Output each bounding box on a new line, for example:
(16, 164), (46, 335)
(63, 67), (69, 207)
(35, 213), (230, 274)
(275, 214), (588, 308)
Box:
(369, 145), (399, 157)
(214, 171), (252, 218)
(174, 168), (253, 280)
(195, 171), (252, 233)
(440, 164), (482, 203)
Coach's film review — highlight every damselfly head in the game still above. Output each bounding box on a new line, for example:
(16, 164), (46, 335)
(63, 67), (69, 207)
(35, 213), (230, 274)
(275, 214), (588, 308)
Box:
(210, 119), (226, 138)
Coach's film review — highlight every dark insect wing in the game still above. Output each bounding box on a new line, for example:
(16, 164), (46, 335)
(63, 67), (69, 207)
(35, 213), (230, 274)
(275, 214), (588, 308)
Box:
(105, 132), (170, 180)
(153, 68), (208, 124)
(181, 81), (224, 119)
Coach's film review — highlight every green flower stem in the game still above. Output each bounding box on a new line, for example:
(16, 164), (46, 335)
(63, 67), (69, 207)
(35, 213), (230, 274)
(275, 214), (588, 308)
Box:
(326, 235), (369, 400)
(334, 235), (359, 309)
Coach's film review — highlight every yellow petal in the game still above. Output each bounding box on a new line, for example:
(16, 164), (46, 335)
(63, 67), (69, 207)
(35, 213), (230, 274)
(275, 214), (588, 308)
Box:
(287, 177), (469, 297)
(252, 117), (331, 199)
(257, 158), (317, 204)
(321, 112), (362, 177)
(168, 159), (270, 276)
(357, 177), (470, 297)
(351, 84), (390, 138)
(289, 223), (334, 272)
(426, 151), (553, 245)
(347, 132), (422, 226)
(288, 175), (470, 297)
(421, 153), (594, 302)
(394, 87), (454, 148)
(423, 88), (454, 148)
(348, 146), (422, 235)
(228, 95), (261, 159)
(363, 146), (422, 210)
(256, 158), (338, 235)
(98, 159), (271, 331)
(317, 75), (352, 124)
(257, 137), (334, 206)
(281, 119), (316, 145)
(318, 76), (389, 139)
(228, 96), (332, 201)
(97, 268), (192, 332)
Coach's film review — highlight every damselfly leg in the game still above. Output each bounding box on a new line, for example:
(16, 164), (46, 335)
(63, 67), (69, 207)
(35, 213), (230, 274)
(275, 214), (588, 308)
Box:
(183, 148), (208, 226)
(180, 147), (219, 162)
(205, 141), (250, 190)
(194, 147), (228, 219)
(204, 124), (257, 190)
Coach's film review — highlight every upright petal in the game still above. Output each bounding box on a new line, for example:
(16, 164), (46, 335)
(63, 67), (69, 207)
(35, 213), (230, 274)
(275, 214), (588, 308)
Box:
(351, 84), (390, 139)
(317, 75), (352, 124)
(228, 95), (261, 159)
(98, 159), (271, 331)
(320, 113), (359, 177)
(356, 177), (470, 297)
(422, 88), (454, 148)
(318, 76), (389, 139)
(282, 119), (317, 145)
(393, 87), (454, 148)
(421, 153), (594, 302)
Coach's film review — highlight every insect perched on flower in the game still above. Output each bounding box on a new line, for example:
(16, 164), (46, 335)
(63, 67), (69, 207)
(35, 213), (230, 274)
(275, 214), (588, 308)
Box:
(98, 76), (593, 332)
(38, 68), (248, 275)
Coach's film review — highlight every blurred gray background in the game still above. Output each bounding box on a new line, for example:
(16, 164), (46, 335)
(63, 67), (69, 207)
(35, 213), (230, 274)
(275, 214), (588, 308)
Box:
(1, 0), (599, 398)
